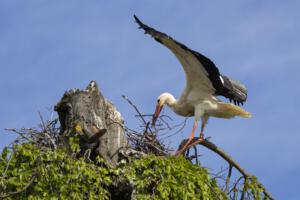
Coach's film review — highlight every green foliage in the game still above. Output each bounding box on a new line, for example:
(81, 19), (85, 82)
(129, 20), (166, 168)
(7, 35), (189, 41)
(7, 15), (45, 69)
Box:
(121, 155), (228, 200)
(0, 140), (268, 200)
(0, 143), (115, 200)
(243, 177), (265, 200)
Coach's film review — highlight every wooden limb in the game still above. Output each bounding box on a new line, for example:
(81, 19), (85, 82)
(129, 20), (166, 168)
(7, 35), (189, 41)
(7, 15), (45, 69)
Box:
(240, 178), (248, 200)
(178, 137), (274, 200)
(229, 176), (243, 200)
(193, 145), (199, 165)
(225, 164), (233, 194)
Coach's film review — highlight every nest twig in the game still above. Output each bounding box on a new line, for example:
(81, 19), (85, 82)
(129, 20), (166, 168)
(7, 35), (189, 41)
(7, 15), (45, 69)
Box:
(122, 95), (187, 156)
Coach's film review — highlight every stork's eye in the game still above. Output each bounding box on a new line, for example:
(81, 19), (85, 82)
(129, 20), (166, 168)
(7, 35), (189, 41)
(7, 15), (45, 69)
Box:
(157, 99), (160, 103)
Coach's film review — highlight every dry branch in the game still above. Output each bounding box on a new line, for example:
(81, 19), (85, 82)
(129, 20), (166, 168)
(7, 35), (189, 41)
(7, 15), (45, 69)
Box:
(178, 138), (274, 200)
(225, 165), (233, 194)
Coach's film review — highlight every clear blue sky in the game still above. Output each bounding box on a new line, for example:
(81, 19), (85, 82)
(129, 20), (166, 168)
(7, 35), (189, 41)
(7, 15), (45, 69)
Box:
(0, 1), (299, 199)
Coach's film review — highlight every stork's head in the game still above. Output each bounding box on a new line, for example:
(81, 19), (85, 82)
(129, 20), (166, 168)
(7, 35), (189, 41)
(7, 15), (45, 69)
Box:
(152, 93), (176, 126)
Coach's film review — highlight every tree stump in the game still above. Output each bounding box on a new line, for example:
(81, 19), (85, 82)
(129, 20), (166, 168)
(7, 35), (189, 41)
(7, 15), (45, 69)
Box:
(54, 81), (128, 166)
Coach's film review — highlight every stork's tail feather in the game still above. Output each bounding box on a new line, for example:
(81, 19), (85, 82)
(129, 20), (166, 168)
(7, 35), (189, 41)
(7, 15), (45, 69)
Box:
(214, 103), (252, 119)
(237, 108), (252, 118)
(229, 104), (251, 118)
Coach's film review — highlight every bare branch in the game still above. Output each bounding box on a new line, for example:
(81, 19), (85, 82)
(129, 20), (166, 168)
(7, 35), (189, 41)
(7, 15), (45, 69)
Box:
(122, 95), (148, 126)
(178, 138), (274, 200)
(225, 165), (233, 194)
(161, 118), (187, 139)
(240, 178), (248, 200)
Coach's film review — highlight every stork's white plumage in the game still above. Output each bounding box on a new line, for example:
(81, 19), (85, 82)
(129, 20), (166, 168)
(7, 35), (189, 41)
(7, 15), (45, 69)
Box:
(134, 15), (251, 153)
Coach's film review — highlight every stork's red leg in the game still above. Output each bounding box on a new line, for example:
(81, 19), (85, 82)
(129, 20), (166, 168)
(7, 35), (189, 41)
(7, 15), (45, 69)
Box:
(175, 121), (197, 156)
(199, 121), (205, 139)
(186, 116), (208, 149)
(199, 115), (208, 139)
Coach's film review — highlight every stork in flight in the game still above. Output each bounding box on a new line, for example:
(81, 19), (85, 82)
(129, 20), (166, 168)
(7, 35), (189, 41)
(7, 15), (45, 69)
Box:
(134, 15), (251, 153)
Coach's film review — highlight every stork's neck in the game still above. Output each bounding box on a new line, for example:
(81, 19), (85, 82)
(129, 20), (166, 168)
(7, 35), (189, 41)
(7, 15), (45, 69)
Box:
(157, 92), (177, 107)
(164, 93), (177, 108)
(158, 92), (194, 117)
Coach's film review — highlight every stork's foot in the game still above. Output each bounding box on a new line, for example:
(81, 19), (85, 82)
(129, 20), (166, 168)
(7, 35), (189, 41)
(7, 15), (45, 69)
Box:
(199, 132), (204, 139)
(175, 138), (193, 156)
(175, 137), (205, 156)
(187, 137), (204, 150)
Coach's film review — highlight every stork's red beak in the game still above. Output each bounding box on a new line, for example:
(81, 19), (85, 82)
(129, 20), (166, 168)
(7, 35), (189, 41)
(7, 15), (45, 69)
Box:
(152, 104), (163, 126)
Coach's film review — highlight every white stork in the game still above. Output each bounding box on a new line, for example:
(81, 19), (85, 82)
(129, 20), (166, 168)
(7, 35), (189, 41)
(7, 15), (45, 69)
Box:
(134, 15), (251, 153)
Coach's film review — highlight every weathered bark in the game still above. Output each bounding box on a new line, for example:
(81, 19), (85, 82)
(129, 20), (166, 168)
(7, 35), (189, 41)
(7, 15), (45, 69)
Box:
(54, 81), (128, 166)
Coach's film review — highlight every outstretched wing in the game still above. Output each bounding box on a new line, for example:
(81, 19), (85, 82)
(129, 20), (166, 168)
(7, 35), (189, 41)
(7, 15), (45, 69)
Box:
(134, 15), (247, 105)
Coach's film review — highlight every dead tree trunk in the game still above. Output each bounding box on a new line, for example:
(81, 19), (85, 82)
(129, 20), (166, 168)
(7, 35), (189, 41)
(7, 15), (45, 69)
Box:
(54, 81), (128, 166)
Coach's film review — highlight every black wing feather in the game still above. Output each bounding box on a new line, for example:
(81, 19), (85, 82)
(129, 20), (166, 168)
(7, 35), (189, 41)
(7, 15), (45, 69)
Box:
(134, 15), (247, 105)
(218, 75), (247, 103)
